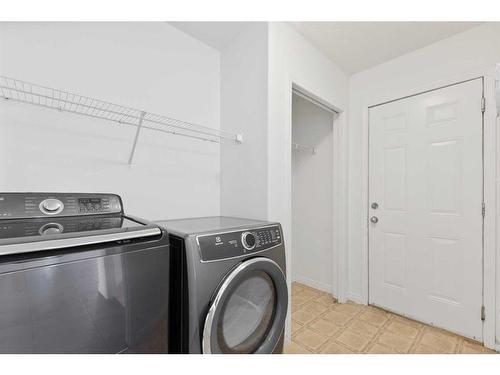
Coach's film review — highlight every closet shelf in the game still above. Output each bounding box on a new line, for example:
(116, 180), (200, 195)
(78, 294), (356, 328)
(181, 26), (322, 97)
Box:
(292, 142), (316, 155)
(0, 76), (243, 164)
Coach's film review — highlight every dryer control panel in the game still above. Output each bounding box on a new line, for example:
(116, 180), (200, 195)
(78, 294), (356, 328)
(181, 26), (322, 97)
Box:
(197, 225), (282, 262)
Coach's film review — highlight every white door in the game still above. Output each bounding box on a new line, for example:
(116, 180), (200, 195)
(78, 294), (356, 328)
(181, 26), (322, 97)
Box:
(368, 79), (484, 341)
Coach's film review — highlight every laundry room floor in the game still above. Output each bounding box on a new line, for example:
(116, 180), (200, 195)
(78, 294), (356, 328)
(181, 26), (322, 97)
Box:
(285, 282), (496, 354)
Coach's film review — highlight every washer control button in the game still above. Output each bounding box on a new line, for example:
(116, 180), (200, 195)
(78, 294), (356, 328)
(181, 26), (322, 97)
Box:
(241, 231), (256, 250)
(40, 199), (64, 215)
(39, 222), (64, 235)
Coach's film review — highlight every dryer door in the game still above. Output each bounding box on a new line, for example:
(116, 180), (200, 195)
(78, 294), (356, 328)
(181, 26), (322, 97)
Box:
(202, 257), (288, 354)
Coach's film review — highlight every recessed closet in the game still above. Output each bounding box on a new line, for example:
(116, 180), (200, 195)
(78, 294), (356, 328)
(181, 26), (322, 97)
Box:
(291, 90), (337, 293)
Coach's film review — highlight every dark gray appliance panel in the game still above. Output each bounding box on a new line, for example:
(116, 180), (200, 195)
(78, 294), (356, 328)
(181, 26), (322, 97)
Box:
(197, 225), (282, 262)
(0, 243), (169, 354)
(0, 193), (122, 219)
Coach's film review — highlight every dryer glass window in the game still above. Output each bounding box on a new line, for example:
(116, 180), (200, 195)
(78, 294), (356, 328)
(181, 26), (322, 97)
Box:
(217, 271), (275, 353)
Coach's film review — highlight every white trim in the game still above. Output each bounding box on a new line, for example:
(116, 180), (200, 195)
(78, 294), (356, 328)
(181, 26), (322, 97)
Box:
(496, 106), (500, 350)
(293, 275), (332, 294)
(348, 292), (365, 305)
(288, 76), (349, 306)
(360, 66), (498, 350)
(334, 103), (349, 303)
(483, 68), (498, 350)
(360, 106), (370, 305)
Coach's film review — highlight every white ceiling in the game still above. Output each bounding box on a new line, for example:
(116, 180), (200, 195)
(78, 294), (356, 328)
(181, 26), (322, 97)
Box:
(170, 22), (484, 74)
(289, 22), (484, 74)
(169, 22), (256, 50)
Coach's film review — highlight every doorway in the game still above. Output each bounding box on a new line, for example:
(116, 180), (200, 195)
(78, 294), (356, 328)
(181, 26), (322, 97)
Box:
(368, 78), (484, 341)
(291, 89), (337, 293)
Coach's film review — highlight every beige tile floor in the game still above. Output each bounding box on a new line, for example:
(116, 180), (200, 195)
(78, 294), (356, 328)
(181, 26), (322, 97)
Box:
(285, 282), (497, 354)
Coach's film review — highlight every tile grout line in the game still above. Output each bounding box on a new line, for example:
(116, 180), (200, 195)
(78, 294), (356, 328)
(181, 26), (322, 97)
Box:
(407, 318), (426, 354)
(288, 283), (496, 354)
(316, 307), (360, 353)
(362, 308), (394, 353)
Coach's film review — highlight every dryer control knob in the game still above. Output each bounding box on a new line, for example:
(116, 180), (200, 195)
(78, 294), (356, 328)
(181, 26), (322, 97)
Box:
(241, 232), (256, 250)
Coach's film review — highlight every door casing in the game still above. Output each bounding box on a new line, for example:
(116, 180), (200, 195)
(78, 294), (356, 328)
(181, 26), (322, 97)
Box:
(359, 68), (497, 350)
(283, 74), (350, 346)
(367, 77), (484, 341)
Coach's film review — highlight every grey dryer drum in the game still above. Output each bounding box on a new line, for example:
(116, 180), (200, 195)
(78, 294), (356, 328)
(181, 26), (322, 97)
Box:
(202, 257), (288, 354)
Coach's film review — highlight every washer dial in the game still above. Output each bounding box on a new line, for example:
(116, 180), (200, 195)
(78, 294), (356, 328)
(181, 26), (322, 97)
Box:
(39, 198), (64, 215)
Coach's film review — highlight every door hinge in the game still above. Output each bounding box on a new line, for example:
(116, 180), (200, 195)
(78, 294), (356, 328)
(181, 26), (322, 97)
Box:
(481, 306), (486, 321)
(482, 202), (486, 218)
(481, 97), (486, 113)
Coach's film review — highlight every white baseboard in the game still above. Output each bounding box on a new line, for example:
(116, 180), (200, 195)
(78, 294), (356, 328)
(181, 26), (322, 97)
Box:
(348, 292), (365, 305)
(293, 275), (332, 295)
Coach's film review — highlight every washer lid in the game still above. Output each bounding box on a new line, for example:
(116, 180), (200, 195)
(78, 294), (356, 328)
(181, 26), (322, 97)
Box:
(0, 216), (161, 257)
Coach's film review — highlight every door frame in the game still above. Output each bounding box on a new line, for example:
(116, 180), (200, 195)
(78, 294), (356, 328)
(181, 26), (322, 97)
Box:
(287, 75), (349, 303)
(360, 68), (497, 349)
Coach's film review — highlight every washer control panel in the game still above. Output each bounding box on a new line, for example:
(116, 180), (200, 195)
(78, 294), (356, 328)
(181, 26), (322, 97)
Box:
(0, 216), (124, 240)
(197, 225), (282, 262)
(0, 193), (123, 219)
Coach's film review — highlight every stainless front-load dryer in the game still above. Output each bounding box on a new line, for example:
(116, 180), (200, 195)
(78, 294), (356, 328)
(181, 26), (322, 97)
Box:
(156, 216), (288, 354)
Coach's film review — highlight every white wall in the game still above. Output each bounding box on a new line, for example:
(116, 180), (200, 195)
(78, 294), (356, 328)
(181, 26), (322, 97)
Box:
(348, 22), (500, 347)
(267, 22), (350, 343)
(292, 93), (334, 292)
(220, 23), (268, 219)
(5, 20), (497, 349)
(496, 70), (500, 349)
(0, 22), (221, 220)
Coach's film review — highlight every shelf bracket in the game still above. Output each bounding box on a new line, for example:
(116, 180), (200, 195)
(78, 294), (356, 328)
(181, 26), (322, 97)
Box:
(128, 111), (146, 165)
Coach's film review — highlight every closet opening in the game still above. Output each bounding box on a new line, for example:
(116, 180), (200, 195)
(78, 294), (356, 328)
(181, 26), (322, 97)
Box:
(291, 87), (338, 309)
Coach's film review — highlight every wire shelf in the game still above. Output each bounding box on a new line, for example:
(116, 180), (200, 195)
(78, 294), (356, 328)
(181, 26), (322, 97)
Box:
(0, 76), (243, 163)
(292, 142), (316, 155)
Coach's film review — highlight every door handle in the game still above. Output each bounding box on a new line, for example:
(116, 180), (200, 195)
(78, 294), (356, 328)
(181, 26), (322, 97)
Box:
(370, 216), (379, 224)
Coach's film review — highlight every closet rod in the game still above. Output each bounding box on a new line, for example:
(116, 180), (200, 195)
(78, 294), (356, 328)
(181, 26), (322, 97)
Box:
(292, 88), (338, 115)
